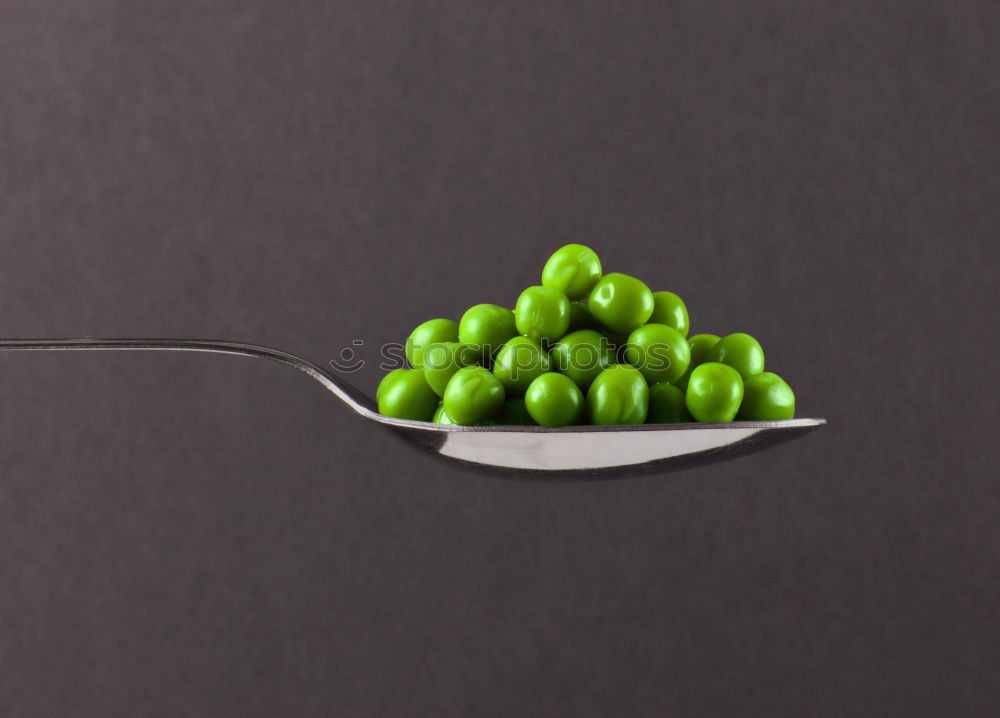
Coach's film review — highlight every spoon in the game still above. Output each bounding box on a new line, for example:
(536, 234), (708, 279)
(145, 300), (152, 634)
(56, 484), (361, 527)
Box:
(0, 338), (824, 479)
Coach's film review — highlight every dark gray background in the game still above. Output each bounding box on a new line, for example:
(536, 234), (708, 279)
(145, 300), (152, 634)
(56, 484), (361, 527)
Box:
(1, 1), (997, 716)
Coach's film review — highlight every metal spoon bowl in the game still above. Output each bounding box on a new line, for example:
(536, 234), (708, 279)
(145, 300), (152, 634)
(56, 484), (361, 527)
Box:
(0, 339), (825, 479)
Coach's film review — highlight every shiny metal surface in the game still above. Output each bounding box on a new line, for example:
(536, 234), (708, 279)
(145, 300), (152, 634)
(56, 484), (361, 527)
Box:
(0, 339), (825, 479)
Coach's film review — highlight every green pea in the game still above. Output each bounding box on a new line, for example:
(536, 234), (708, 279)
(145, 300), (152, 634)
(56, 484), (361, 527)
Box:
(624, 323), (690, 384)
(688, 333), (721, 364)
(648, 291), (689, 338)
(404, 318), (458, 369)
(586, 364), (649, 425)
(567, 301), (596, 332)
(705, 332), (765, 379)
(443, 366), (506, 425)
(673, 333), (721, 391)
(422, 342), (479, 396)
(549, 329), (615, 391)
(376, 368), (438, 421)
(647, 383), (693, 423)
(685, 362), (744, 422)
(492, 336), (550, 395)
(541, 243), (602, 300)
(588, 273), (654, 335)
(458, 304), (518, 358)
(736, 372), (795, 420)
(514, 286), (570, 344)
(525, 372), (585, 426)
(495, 397), (537, 425)
(435, 403), (498, 426)
(433, 403), (459, 425)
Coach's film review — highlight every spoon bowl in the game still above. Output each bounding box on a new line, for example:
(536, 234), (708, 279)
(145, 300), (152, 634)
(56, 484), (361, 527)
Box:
(0, 339), (825, 479)
(386, 416), (824, 479)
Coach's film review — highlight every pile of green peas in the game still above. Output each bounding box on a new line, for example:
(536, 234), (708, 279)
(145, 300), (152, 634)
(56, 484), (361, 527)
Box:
(378, 244), (796, 427)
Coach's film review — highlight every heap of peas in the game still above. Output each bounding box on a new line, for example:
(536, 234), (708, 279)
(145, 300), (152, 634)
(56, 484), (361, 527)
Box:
(377, 245), (796, 427)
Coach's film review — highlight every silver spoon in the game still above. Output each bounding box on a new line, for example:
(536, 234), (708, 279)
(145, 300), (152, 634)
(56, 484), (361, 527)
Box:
(0, 338), (825, 479)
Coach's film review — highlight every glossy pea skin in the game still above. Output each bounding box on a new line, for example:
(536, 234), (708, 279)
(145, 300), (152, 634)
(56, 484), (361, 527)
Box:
(587, 364), (649, 425)
(541, 244), (602, 300)
(736, 372), (795, 420)
(567, 301), (596, 332)
(514, 286), (571, 344)
(459, 304), (518, 358)
(492, 336), (550, 395)
(588, 273), (654, 335)
(685, 362), (744, 422)
(624, 323), (691, 385)
(422, 342), (479, 396)
(647, 383), (693, 423)
(673, 333), (721, 391)
(705, 332), (765, 379)
(549, 329), (615, 391)
(648, 291), (689, 338)
(443, 366), (506, 425)
(377, 368), (438, 421)
(525, 373), (585, 427)
(405, 319), (459, 369)
(495, 397), (537, 425)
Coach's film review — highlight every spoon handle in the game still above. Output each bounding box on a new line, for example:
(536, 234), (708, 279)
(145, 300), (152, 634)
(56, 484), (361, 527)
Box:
(0, 338), (377, 415)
